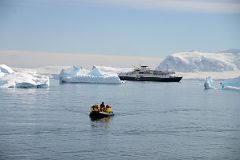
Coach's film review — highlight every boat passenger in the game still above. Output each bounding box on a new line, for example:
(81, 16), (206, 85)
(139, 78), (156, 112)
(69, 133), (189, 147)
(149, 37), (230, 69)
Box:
(91, 105), (99, 112)
(91, 106), (94, 112)
(100, 102), (105, 112)
(105, 105), (112, 113)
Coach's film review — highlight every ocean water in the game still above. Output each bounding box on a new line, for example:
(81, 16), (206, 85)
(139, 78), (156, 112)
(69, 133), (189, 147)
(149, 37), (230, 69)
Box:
(0, 80), (240, 160)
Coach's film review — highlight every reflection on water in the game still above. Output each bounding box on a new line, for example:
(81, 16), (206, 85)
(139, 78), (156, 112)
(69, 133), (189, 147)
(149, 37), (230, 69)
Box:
(90, 117), (113, 128)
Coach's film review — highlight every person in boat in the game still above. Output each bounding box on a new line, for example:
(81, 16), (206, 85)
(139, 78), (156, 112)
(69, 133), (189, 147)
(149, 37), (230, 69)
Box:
(91, 104), (99, 112)
(105, 105), (112, 113)
(100, 102), (105, 112)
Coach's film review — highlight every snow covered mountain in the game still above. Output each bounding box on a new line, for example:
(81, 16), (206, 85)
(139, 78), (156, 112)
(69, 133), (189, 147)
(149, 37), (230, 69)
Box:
(156, 50), (240, 72)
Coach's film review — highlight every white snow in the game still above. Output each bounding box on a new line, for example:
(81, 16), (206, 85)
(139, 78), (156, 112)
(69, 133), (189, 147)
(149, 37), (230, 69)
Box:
(0, 64), (14, 77)
(59, 65), (123, 84)
(157, 51), (240, 72)
(88, 66), (105, 77)
(0, 64), (50, 88)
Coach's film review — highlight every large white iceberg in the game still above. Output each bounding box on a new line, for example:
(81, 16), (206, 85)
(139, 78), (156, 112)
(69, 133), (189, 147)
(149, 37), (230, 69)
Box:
(59, 65), (123, 84)
(0, 64), (49, 88)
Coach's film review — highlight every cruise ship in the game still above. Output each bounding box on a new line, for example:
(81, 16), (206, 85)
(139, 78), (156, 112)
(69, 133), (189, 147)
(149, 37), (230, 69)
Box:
(118, 65), (182, 82)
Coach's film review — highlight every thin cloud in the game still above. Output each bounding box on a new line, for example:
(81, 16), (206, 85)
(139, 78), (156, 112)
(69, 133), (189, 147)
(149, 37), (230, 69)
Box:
(2, 0), (240, 13)
(83, 0), (240, 13)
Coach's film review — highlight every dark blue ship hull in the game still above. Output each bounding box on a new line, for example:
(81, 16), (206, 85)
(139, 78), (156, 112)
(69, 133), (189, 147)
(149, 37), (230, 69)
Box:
(119, 76), (182, 82)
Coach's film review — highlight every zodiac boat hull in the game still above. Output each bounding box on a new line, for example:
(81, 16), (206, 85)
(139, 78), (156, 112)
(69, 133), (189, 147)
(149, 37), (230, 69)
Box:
(89, 111), (114, 119)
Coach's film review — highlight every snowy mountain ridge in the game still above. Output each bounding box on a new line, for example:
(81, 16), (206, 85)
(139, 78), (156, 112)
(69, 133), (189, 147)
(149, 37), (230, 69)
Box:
(157, 51), (240, 72)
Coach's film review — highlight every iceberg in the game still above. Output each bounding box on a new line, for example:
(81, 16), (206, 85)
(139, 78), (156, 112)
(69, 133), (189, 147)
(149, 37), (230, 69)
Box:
(220, 76), (240, 91)
(59, 65), (123, 84)
(0, 64), (50, 88)
(204, 76), (214, 89)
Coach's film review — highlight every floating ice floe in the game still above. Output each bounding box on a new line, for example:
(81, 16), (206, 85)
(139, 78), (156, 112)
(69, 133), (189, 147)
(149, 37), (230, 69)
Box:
(204, 76), (215, 89)
(220, 76), (240, 91)
(0, 64), (50, 88)
(59, 65), (123, 84)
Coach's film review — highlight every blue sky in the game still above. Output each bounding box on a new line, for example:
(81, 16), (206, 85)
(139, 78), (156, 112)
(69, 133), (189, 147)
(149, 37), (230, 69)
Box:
(0, 0), (240, 57)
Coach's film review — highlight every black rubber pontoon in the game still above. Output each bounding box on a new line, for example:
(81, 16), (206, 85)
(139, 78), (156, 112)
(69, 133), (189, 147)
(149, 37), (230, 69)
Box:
(89, 111), (114, 119)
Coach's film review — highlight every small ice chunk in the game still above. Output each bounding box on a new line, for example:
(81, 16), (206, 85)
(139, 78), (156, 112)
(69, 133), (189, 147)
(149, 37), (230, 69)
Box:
(204, 76), (214, 89)
(220, 76), (240, 91)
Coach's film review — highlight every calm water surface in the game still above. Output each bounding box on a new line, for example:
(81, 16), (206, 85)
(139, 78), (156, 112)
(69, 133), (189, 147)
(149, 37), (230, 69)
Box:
(0, 80), (240, 160)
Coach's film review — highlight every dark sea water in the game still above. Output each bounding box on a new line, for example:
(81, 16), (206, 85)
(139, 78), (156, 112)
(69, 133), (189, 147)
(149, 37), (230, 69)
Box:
(0, 80), (240, 160)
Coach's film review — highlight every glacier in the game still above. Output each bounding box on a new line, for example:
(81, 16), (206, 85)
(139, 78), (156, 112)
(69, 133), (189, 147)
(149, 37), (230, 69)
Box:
(0, 64), (50, 88)
(59, 65), (123, 84)
(157, 51), (240, 72)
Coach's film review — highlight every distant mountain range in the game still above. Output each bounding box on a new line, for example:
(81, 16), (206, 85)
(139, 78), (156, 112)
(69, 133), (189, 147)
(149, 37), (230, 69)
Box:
(221, 48), (240, 54)
(156, 49), (240, 72)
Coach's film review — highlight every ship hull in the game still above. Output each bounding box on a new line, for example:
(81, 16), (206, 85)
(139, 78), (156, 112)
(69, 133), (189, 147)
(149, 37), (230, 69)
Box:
(119, 76), (182, 82)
